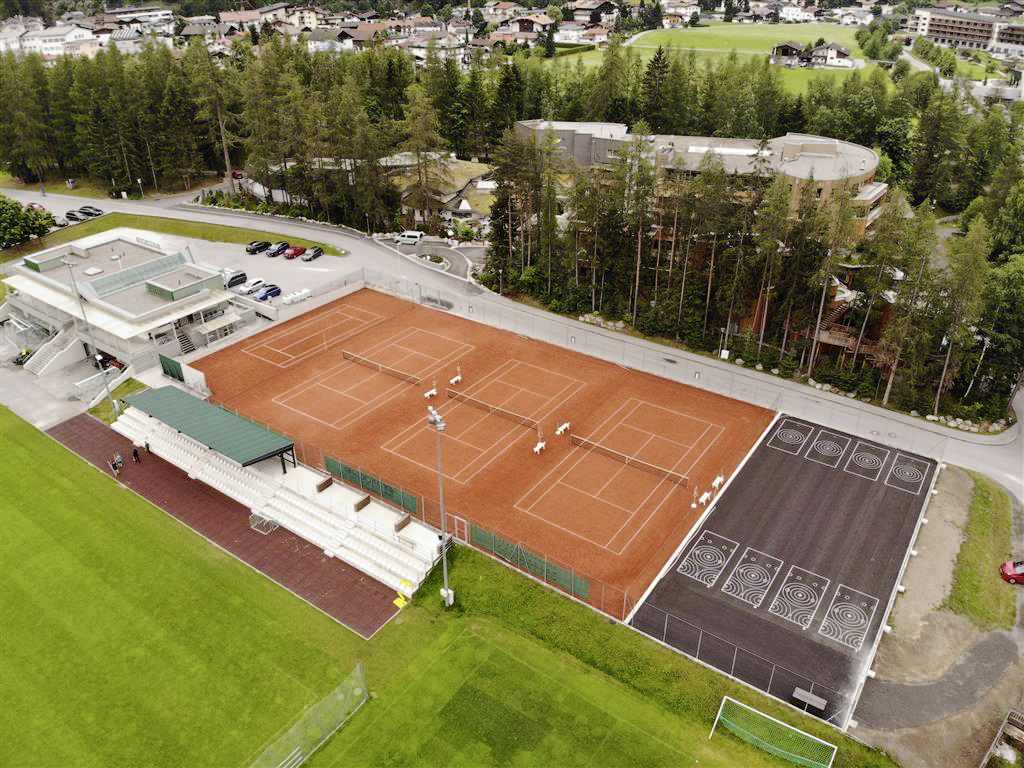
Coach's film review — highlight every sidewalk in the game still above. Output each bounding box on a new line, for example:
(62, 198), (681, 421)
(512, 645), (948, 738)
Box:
(47, 413), (399, 639)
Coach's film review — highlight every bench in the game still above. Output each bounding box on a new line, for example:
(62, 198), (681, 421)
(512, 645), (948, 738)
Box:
(793, 688), (827, 711)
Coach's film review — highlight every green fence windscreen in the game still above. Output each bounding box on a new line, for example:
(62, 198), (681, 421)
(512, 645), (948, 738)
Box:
(159, 354), (184, 382)
(324, 456), (417, 515)
(470, 524), (589, 600)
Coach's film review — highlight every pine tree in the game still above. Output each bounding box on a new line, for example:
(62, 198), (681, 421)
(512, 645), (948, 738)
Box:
(640, 46), (670, 133)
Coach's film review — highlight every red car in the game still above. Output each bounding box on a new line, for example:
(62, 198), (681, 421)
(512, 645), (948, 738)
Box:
(999, 560), (1024, 584)
(283, 246), (306, 260)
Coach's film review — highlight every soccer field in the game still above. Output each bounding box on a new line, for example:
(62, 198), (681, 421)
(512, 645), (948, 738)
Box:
(634, 23), (865, 55)
(1, 407), (892, 767)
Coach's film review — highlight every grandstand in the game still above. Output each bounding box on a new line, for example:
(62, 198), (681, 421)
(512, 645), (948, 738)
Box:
(111, 387), (440, 598)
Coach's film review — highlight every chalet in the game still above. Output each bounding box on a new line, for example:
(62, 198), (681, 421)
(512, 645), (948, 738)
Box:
(507, 13), (554, 33)
(554, 21), (587, 42)
(20, 23), (95, 56)
(811, 42), (853, 67)
(770, 40), (805, 64)
(779, 3), (815, 21)
(570, 0), (620, 23)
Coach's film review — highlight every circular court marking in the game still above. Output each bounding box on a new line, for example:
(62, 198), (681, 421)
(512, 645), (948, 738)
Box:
(777, 428), (806, 445)
(812, 440), (843, 457)
(852, 452), (883, 469)
(822, 600), (872, 649)
(772, 580), (822, 627)
(892, 463), (924, 483)
(692, 543), (729, 569)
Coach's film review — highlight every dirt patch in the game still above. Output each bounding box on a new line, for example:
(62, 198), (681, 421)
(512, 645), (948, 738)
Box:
(857, 656), (1024, 768)
(872, 466), (980, 681)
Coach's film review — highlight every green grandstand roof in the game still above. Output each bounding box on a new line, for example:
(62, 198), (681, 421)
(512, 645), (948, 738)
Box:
(123, 386), (293, 466)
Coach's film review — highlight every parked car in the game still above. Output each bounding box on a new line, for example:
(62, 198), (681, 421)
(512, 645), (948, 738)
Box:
(266, 241), (289, 257)
(395, 230), (425, 246)
(223, 269), (247, 289)
(65, 210), (87, 222)
(1000, 560), (1024, 584)
(301, 246), (324, 262)
(231, 170), (245, 179)
(246, 240), (271, 254)
(237, 278), (265, 295)
(283, 246), (306, 260)
(255, 284), (281, 301)
(78, 206), (103, 217)
(12, 348), (34, 366)
(52, 216), (68, 228)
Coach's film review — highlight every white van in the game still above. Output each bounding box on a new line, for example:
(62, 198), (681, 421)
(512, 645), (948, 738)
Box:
(394, 230), (425, 246)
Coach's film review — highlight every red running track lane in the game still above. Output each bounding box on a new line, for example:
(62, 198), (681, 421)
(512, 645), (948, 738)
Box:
(47, 413), (399, 639)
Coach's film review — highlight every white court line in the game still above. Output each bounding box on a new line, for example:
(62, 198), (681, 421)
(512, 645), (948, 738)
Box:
(380, 359), (584, 485)
(243, 305), (380, 352)
(842, 440), (890, 483)
(625, 412), (781, 626)
(273, 327), (473, 429)
(817, 584), (880, 652)
(617, 422), (693, 451)
(883, 452), (931, 496)
(557, 479), (636, 514)
(720, 547), (784, 608)
(765, 417), (815, 456)
(768, 565), (831, 630)
(514, 399), (645, 517)
(317, 347), (428, 403)
(803, 429), (852, 470)
(242, 306), (384, 368)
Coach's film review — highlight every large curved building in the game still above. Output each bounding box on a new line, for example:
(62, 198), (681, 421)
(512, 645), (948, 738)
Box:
(515, 120), (888, 237)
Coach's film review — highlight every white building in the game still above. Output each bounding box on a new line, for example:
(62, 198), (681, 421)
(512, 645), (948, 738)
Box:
(19, 24), (95, 57)
(779, 4), (816, 22)
(2, 230), (261, 378)
(0, 15), (44, 53)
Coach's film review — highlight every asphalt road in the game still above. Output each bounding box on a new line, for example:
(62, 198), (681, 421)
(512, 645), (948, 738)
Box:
(3, 186), (1020, 502)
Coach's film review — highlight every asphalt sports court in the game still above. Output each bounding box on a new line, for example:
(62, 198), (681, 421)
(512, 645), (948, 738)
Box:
(631, 415), (936, 725)
(193, 289), (773, 612)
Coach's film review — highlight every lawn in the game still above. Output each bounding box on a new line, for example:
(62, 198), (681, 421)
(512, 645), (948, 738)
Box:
(0, 407), (894, 767)
(0, 212), (343, 263)
(88, 378), (149, 425)
(634, 22), (865, 55)
(943, 470), (1017, 631)
(553, 39), (879, 93)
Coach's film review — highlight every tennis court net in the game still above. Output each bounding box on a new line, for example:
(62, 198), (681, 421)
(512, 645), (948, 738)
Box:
(570, 434), (688, 486)
(446, 388), (539, 430)
(342, 350), (420, 385)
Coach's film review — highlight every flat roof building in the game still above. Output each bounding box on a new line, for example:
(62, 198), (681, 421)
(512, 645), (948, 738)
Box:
(2, 230), (261, 380)
(515, 120), (888, 235)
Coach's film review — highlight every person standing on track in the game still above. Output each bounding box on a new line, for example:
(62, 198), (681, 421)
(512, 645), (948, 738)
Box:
(132, 447), (141, 463)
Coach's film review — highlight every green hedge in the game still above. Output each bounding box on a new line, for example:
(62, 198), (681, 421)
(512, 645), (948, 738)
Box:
(553, 42), (596, 57)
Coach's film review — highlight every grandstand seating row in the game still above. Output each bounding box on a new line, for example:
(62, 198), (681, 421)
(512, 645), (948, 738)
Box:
(112, 407), (437, 597)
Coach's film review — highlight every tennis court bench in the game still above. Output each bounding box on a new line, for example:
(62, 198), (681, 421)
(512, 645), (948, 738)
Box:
(793, 688), (828, 711)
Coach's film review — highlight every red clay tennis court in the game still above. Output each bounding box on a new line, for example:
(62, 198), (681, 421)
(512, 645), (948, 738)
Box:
(194, 289), (773, 614)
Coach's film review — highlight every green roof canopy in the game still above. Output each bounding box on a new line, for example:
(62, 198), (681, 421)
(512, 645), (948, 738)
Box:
(123, 386), (293, 466)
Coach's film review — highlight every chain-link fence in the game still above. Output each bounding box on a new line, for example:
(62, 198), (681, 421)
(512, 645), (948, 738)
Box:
(250, 663), (368, 768)
(632, 601), (855, 730)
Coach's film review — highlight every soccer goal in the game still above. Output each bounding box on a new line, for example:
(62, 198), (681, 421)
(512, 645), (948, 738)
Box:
(709, 696), (836, 768)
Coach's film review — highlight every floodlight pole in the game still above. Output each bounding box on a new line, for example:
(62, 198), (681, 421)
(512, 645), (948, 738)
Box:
(62, 259), (116, 416)
(427, 405), (453, 607)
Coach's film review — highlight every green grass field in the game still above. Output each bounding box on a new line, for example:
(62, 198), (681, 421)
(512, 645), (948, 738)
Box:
(944, 470), (1017, 631)
(634, 22), (865, 55)
(553, 24), (878, 93)
(88, 378), (149, 425)
(0, 212), (343, 263)
(0, 407), (895, 767)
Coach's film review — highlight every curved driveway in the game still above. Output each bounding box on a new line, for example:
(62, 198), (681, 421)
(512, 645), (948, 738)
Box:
(3, 186), (1020, 502)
